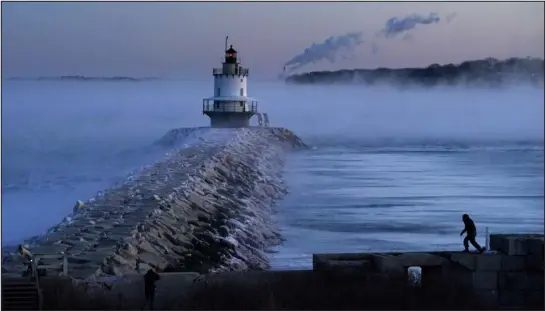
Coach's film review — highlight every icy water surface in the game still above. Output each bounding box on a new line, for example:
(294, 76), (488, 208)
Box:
(270, 138), (544, 269)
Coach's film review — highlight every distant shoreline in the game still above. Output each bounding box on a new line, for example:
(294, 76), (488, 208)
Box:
(5, 75), (160, 82)
(285, 57), (544, 87)
(5, 57), (545, 88)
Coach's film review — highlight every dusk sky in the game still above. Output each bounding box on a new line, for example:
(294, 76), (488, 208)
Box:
(2, 1), (544, 79)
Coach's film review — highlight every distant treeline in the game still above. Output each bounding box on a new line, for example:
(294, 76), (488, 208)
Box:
(6, 75), (158, 82)
(285, 57), (545, 87)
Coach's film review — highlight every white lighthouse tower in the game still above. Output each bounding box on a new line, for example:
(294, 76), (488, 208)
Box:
(202, 38), (258, 128)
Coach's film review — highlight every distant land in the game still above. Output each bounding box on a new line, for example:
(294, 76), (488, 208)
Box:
(285, 57), (544, 88)
(6, 75), (159, 82)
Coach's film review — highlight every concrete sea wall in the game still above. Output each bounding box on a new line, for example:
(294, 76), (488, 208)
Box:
(2, 127), (307, 279)
(313, 234), (544, 309)
(6, 234), (541, 309)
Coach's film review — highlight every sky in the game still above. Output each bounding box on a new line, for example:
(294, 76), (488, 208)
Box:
(1, 1), (544, 78)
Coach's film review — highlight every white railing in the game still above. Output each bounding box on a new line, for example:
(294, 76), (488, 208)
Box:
(24, 253), (69, 277)
(28, 258), (43, 310)
(485, 227), (490, 250)
(212, 67), (249, 76)
(203, 100), (258, 113)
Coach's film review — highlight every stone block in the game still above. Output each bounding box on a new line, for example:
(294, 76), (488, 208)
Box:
(492, 234), (545, 255)
(474, 289), (499, 308)
(420, 265), (445, 286)
(500, 254), (525, 271)
(527, 273), (544, 290)
(448, 266), (474, 288)
(489, 234), (544, 255)
(475, 254), (502, 271)
(498, 290), (525, 308)
(451, 253), (476, 271)
(526, 242), (544, 268)
(316, 259), (372, 275)
(313, 253), (375, 275)
(489, 234), (504, 252)
(372, 254), (405, 276)
(451, 253), (501, 271)
(524, 290), (545, 309)
(395, 253), (448, 267)
(472, 271), (498, 290)
(526, 254), (544, 271)
(498, 272), (528, 290)
(312, 253), (373, 270)
(500, 236), (527, 255)
(525, 237), (544, 256)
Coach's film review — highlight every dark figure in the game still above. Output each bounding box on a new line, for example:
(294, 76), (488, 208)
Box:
(17, 244), (35, 277)
(460, 214), (485, 253)
(142, 269), (161, 310)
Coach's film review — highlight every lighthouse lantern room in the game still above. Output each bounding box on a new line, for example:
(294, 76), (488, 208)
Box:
(202, 37), (258, 128)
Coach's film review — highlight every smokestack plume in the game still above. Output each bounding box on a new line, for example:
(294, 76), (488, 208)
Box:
(283, 32), (364, 74)
(446, 12), (457, 23)
(281, 12), (453, 74)
(378, 13), (440, 39)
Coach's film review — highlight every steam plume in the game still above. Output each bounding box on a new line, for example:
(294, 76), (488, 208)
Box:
(446, 12), (457, 23)
(283, 32), (364, 74)
(378, 13), (440, 39)
(283, 12), (452, 74)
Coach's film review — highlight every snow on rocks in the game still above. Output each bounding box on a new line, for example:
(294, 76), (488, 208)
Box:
(2, 127), (307, 279)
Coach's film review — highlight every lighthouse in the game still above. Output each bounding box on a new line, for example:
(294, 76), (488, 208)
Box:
(202, 38), (258, 128)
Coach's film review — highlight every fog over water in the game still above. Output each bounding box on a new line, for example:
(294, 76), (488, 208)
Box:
(2, 80), (543, 269)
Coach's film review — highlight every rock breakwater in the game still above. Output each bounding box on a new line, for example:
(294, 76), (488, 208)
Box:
(2, 127), (307, 279)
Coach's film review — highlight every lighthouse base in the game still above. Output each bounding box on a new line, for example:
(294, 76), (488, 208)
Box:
(205, 112), (254, 128)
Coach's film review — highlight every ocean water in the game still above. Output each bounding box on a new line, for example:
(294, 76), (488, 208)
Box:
(2, 79), (544, 270)
(268, 138), (544, 269)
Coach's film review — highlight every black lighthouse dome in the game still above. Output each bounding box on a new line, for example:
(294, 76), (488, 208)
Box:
(225, 45), (238, 64)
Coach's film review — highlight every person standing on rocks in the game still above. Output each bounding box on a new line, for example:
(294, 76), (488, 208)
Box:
(460, 214), (485, 253)
(142, 268), (161, 310)
(17, 244), (35, 277)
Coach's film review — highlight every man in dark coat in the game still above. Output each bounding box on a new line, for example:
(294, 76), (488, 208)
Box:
(142, 268), (161, 310)
(460, 214), (485, 253)
(17, 244), (35, 277)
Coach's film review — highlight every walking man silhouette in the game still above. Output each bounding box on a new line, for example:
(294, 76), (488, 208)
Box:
(460, 214), (485, 253)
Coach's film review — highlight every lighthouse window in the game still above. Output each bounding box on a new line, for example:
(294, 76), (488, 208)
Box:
(240, 88), (244, 96)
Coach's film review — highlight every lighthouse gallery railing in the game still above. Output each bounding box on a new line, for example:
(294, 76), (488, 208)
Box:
(212, 67), (249, 76)
(203, 100), (258, 113)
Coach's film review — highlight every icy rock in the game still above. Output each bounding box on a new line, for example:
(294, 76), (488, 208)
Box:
(1, 127), (307, 279)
